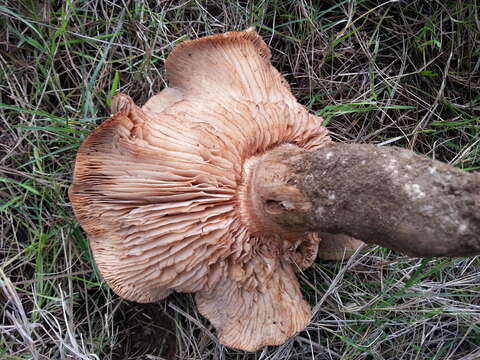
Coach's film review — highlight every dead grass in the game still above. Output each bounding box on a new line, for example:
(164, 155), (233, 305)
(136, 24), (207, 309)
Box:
(1, 1), (479, 359)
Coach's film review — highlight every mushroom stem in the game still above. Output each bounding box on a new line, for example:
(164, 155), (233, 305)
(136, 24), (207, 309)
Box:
(253, 143), (480, 258)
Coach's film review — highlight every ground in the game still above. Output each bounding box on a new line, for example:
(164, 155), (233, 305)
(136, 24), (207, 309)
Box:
(1, 1), (480, 359)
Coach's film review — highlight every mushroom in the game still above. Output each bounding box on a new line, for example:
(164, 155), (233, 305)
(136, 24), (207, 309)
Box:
(70, 30), (480, 352)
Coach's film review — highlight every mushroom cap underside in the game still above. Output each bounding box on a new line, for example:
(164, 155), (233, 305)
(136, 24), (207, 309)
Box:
(69, 31), (331, 351)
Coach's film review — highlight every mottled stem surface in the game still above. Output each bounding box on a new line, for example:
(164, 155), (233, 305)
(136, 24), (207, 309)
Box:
(254, 143), (480, 257)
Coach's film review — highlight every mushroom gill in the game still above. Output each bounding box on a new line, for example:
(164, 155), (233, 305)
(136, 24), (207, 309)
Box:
(70, 31), (347, 351)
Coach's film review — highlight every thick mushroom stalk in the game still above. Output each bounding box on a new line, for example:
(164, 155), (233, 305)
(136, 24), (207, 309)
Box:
(69, 30), (479, 352)
(251, 144), (480, 258)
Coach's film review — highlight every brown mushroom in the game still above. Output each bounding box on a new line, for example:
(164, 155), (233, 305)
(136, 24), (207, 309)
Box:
(70, 30), (480, 352)
(70, 31), (345, 351)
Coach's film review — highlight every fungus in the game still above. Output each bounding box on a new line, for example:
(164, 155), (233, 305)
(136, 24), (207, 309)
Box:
(70, 31), (480, 352)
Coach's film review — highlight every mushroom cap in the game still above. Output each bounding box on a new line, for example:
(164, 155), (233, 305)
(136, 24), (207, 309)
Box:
(317, 233), (366, 261)
(69, 31), (330, 351)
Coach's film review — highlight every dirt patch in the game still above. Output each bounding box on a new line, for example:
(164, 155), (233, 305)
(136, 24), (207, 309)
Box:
(111, 302), (176, 360)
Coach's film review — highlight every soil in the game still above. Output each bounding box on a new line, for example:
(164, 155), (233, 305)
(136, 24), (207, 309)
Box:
(111, 302), (176, 360)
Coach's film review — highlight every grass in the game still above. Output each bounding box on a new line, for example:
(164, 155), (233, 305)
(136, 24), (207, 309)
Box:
(1, 0), (479, 359)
